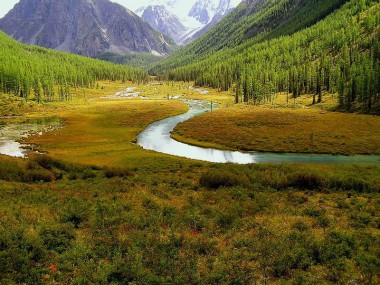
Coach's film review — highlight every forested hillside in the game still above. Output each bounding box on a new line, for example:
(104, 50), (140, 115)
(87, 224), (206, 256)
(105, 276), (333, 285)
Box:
(153, 0), (349, 69)
(154, 0), (380, 114)
(0, 32), (147, 102)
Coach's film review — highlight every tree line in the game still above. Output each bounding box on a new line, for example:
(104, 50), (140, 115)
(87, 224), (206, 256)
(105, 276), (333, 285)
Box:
(0, 32), (148, 102)
(160, 0), (380, 114)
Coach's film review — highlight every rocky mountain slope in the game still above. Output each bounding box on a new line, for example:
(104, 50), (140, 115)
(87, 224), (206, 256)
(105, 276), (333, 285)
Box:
(136, 0), (240, 44)
(182, 0), (238, 44)
(0, 0), (174, 57)
(141, 5), (186, 43)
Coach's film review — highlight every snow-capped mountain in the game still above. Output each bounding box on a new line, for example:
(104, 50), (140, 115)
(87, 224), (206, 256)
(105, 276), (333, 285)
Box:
(188, 0), (217, 24)
(0, 0), (174, 57)
(134, 0), (241, 44)
(142, 6), (186, 43)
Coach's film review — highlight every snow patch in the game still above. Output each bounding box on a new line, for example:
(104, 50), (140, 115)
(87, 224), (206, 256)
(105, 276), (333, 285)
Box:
(133, 0), (242, 44)
(102, 87), (148, 100)
(151, 50), (163, 56)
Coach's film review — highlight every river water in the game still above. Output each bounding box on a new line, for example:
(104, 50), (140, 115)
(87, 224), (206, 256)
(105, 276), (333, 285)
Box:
(137, 100), (380, 164)
(0, 119), (61, 157)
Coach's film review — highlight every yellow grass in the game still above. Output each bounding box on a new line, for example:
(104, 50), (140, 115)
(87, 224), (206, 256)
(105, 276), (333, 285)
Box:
(1, 82), (380, 284)
(134, 81), (234, 106)
(8, 81), (234, 168)
(173, 93), (380, 155)
(26, 99), (187, 167)
(0, 81), (192, 167)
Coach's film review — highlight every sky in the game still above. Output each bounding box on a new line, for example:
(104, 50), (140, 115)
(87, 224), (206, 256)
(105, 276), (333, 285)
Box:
(0, 0), (159, 18)
(0, 0), (18, 18)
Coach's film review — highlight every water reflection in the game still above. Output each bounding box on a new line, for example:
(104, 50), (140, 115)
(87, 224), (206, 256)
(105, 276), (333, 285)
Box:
(138, 100), (380, 164)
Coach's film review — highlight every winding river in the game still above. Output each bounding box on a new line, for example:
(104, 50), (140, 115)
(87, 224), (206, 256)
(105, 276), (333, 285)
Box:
(138, 100), (380, 164)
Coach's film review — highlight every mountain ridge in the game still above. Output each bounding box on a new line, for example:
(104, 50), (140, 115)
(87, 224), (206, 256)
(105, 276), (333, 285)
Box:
(141, 5), (186, 43)
(0, 0), (175, 57)
(136, 0), (240, 44)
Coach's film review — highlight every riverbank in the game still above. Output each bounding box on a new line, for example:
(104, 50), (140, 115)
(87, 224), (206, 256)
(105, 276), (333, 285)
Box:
(172, 93), (380, 155)
(138, 99), (380, 164)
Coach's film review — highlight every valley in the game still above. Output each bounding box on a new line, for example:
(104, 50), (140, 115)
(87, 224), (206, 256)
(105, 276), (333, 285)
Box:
(1, 80), (379, 284)
(0, 0), (379, 284)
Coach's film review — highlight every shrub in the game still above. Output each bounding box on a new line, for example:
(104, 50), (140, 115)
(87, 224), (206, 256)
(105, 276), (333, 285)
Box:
(39, 224), (75, 253)
(161, 206), (177, 226)
(292, 220), (309, 232)
(0, 156), (26, 181)
(331, 177), (372, 193)
(320, 231), (356, 262)
(185, 212), (207, 231)
(289, 172), (327, 190)
(351, 212), (372, 228)
(261, 169), (289, 189)
(33, 155), (55, 170)
(303, 207), (326, 218)
(104, 167), (133, 178)
(23, 169), (55, 182)
(81, 169), (97, 180)
(0, 228), (46, 284)
(217, 212), (237, 229)
(316, 215), (331, 231)
(142, 198), (159, 210)
(199, 170), (248, 189)
(60, 200), (89, 229)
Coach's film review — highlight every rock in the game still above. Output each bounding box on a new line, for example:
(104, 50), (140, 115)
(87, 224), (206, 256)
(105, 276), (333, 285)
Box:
(0, 0), (175, 57)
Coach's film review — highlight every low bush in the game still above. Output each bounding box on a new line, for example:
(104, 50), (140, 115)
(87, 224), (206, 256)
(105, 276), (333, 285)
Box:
(330, 177), (373, 192)
(33, 155), (56, 170)
(39, 224), (75, 254)
(23, 169), (55, 182)
(303, 207), (326, 218)
(60, 200), (89, 228)
(199, 170), (248, 189)
(0, 227), (46, 284)
(351, 212), (372, 228)
(292, 220), (309, 232)
(289, 171), (327, 190)
(0, 155), (55, 182)
(104, 167), (133, 178)
(81, 169), (97, 180)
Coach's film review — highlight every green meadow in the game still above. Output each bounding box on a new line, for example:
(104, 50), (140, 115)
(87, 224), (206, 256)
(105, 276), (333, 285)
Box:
(0, 82), (379, 284)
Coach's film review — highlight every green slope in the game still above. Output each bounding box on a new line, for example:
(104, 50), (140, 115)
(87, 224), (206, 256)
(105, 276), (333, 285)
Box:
(0, 32), (147, 102)
(152, 0), (349, 73)
(153, 0), (380, 114)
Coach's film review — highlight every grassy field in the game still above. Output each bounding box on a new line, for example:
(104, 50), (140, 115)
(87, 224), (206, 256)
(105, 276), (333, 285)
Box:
(173, 93), (380, 155)
(0, 83), (379, 284)
(26, 99), (188, 167)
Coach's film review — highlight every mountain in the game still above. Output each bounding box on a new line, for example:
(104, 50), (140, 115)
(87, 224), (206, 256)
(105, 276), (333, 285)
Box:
(182, 0), (237, 44)
(152, 0), (350, 71)
(188, 0), (217, 24)
(152, 0), (380, 114)
(141, 5), (186, 43)
(135, 0), (241, 44)
(0, 0), (175, 58)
